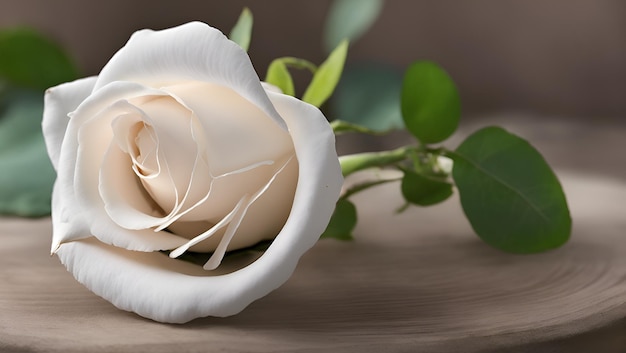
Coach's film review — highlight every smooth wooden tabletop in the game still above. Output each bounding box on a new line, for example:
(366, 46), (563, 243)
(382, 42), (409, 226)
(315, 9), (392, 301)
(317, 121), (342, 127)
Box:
(1, 116), (625, 352)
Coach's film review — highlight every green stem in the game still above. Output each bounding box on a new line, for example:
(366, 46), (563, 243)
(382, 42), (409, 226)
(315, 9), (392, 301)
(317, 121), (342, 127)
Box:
(339, 146), (412, 177)
(331, 120), (392, 136)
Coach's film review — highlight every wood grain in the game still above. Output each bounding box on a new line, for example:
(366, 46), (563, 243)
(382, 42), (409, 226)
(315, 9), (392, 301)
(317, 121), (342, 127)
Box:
(1, 117), (626, 352)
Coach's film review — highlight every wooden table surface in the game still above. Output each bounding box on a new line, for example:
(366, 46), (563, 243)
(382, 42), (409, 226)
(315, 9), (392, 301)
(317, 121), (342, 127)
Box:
(1, 115), (625, 352)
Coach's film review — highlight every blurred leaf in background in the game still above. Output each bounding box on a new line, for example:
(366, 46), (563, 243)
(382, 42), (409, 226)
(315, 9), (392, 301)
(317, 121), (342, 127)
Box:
(323, 0), (383, 54)
(0, 92), (55, 216)
(0, 27), (79, 217)
(333, 63), (403, 131)
(324, 0), (403, 132)
(0, 28), (78, 90)
(228, 7), (253, 52)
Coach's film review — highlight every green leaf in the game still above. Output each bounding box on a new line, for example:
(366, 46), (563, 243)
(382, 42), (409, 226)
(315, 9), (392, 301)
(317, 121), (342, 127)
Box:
(320, 198), (357, 241)
(451, 127), (571, 253)
(323, 0), (383, 53)
(302, 40), (348, 107)
(401, 61), (460, 144)
(0, 28), (78, 90)
(275, 57), (317, 73)
(228, 7), (254, 51)
(265, 59), (295, 96)
(401, 170), (453, 206)
(0, 92), (55, 216)
(332, 64), (403, 131)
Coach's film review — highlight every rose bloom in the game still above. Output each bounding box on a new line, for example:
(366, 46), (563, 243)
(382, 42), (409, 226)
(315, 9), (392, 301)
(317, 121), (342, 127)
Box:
(42, 22), (343, 323)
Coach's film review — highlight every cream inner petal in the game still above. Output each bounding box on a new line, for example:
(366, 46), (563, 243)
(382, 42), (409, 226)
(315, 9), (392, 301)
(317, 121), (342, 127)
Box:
(162, 81), (293, 176)
(99, 82), (299, 270)
(111, 113), (160, 179)
(169, 154), (295, 270)
(133, 124), (159, 177)
(132, 96), (208, 214)
(100, 100), (190, 230)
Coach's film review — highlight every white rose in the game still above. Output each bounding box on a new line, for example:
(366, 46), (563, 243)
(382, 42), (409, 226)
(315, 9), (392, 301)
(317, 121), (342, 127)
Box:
(42, 22), (343, 323)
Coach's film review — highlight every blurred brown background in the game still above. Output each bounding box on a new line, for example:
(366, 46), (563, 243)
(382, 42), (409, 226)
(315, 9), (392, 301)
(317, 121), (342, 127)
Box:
(1, 0), (625, 120)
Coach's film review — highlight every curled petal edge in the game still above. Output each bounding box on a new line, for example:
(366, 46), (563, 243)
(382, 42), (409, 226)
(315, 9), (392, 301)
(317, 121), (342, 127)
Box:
(94, 22), (287, 131)
(42, 76), (98, 171)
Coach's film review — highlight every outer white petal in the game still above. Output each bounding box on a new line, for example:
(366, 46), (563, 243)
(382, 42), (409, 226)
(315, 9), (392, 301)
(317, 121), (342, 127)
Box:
(93, 22), (286, 130)
(56, 91), (343, 323)
(49, 180), (90, 254)
(44, 77), (99, 253)
(42, 76), (97, 170)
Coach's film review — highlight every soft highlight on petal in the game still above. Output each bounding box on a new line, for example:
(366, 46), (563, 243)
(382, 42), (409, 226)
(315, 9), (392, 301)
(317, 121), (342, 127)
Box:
(93, 22), (287, 130)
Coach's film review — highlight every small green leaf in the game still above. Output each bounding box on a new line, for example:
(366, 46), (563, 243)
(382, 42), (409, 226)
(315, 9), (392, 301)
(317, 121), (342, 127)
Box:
(229, 7), (253, 51)
(323, 0), (383, 53)
(401, 61), (460, 144)
(276, 57), (317, 73)
(302, 40), (348, 107)
(401, 170), (453, 206)
(0, 92), (55, 216)
(451, 127), (571, 253)
(265, 59), (295, 96)
(0, 28), (79, 90)
(332, 64), (403, 131)
(320, 199), (357, 241)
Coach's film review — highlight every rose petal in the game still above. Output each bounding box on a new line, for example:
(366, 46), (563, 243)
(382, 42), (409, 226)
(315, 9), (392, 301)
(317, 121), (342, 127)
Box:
(223, 156), (298, 251)
(132, 96), (208, 215)
(50, 180), (90, 254)
(56, 90), (343, 323)
(168, 156), (297, 253)
(163, 81), (293, 176)
(43, 76), (97, 170)
(99, 142), (166, 229)
(56, 81), (188, 251)
(93, 22), (287, 130)
(168, 195), (247, 259)
(202, 155), (295, 270)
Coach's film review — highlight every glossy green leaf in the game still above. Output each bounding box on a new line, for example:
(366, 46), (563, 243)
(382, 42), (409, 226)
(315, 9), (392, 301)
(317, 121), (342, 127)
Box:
(0, 28), (78, 90)
(265, 59), (295, 96)
(332, 64), (403, 131)
(302, 40), (348, 107)
(451, 127), (571, 253)
(320, 198), (357, 241)
(228, 7), (253, 51)
(401, 170), (453, 206)
(0, 92), (55, 216)
(401, 61), (460, 144)
(323, 0), (383, 53)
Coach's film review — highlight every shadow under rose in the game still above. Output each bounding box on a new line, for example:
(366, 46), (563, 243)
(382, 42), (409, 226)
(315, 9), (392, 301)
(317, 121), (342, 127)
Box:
(179, 229), (619, 337)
